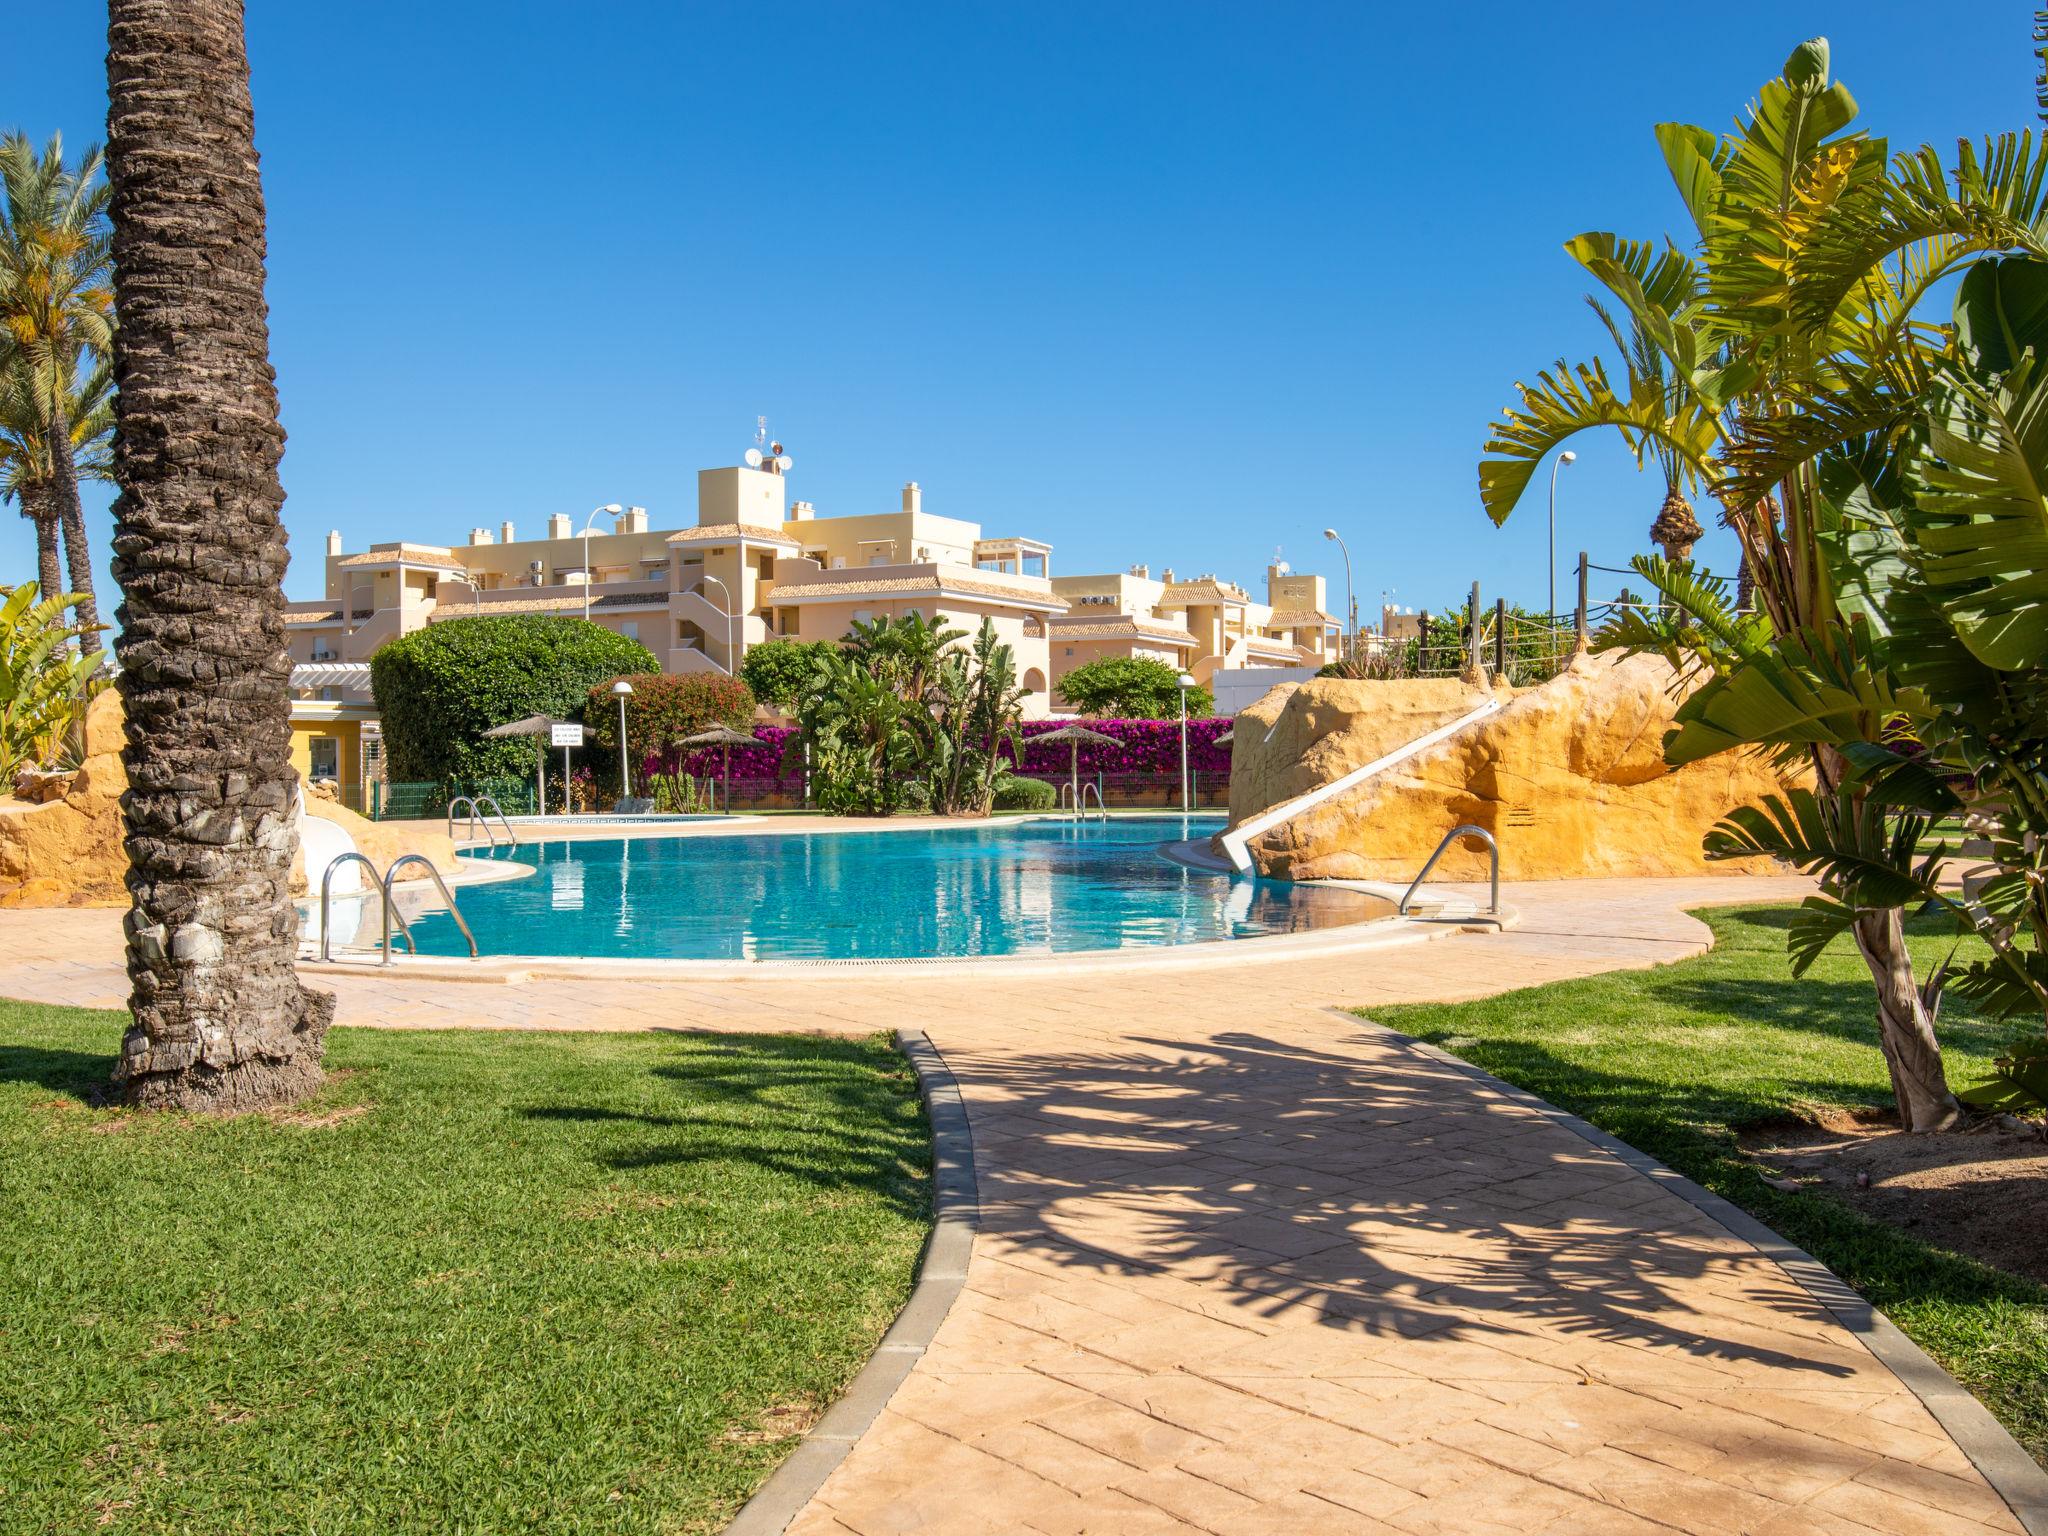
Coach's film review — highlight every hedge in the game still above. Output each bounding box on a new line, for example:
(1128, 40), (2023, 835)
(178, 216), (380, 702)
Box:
(370, 616), (657, 787)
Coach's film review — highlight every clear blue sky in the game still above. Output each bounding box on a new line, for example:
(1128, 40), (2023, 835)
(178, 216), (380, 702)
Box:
(2, 2), (2035, 619)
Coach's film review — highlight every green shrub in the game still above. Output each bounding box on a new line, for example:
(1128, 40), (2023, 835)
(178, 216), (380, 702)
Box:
(1056, 656), (1211, 718)
(740, 639), (836, 709)
(370, 617), (656, 788)
(896, 779), (932, 813)
(990, 775), (1057, 811)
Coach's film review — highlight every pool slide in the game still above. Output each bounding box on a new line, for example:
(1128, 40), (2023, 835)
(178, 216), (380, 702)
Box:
(1217, 698), (1504, 874)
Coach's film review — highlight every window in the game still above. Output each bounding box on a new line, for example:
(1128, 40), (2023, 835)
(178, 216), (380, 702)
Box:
(619, 620), (639, 641)
(308, 737), (340, 781)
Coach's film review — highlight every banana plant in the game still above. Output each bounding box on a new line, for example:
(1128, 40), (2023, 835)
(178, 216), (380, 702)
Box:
(0, 580), (104, 782)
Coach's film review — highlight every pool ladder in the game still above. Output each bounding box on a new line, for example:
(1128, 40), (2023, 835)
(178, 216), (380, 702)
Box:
(448, 794), (519, 851)
(318, 853), (479, 965)
(1398, 824), (1505, 928)
(1058, 781), (1107, 820)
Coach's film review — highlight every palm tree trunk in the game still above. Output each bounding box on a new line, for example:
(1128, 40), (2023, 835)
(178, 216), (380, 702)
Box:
(45, 393), (102, 642)
(105, 0), (332, 1111)
(18, 483), (64, 605)
(1853, 907), (1962, 1132)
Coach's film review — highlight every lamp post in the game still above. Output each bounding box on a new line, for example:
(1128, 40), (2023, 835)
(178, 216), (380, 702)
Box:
(1177, 670), (1197, 813)
(1548, 450), (1576, 642)
(700, 574), (738, 674)
(579, 503), (625, 621)
(612, 678), (634, 800)
(1322, 528), (1354, 661)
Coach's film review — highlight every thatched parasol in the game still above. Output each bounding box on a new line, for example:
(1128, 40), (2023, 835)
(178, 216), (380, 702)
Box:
(674, 723), (760, 812)
(1212, 727), (1234, 746)
(484, 714), (559, 813)
(1025, 723), (1120, 814)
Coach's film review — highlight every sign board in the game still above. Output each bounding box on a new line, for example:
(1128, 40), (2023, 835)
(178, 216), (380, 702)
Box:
(550, 723), (585, 748)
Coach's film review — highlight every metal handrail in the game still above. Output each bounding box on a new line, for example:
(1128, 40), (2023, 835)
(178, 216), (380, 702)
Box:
(383, 854), (479, 961)
(447, 794), (519, 851)
(471, 793), (519, 849)
(1079, 782), (1106, 820)
(447, 796), (487, 845)
(318, 851), (418, 962)
(1398, 823), (1504, 927)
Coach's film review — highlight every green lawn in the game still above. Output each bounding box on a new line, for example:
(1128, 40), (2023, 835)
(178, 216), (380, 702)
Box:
(1367, 905), (2048, 1466)
(0, 1004), (931, 1535)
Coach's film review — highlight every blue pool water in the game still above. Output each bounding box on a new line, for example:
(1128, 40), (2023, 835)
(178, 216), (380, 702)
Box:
(406, 815), (1380, 961)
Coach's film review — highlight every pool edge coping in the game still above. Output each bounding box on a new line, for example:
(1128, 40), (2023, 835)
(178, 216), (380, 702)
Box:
(722, 1027), (978, 1536)
(1334, 1005), (2048, 1536)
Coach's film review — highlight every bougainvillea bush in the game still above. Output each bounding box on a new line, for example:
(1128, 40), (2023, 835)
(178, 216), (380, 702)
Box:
(1010, 718), (1232, 777)
(646, 718), (1232, 800)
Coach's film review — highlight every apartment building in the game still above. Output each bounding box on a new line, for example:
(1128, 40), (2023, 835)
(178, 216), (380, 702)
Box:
(283, 449), (1343, 786)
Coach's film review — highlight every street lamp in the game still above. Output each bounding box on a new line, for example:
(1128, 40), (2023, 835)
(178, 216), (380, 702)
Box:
(1322, 528), (1354, 660)
(1549, 450), (1576, 636)
(579, 503), (625, 621)
(612, 678), (634, 801)
(700, 574), (738, 674)
(1177, 670), (1198, 813)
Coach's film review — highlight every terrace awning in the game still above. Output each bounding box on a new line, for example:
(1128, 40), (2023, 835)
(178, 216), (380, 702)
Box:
(289, 661), (372, 691)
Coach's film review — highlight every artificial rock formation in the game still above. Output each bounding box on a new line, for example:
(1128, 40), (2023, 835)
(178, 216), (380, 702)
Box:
(0, 690), (456, 909)
(1228, 649), (1794, 882)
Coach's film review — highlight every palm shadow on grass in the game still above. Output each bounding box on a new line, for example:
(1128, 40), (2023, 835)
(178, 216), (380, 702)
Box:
(523, 1034), (931, 1221)
(0, 1043), (113, 1102)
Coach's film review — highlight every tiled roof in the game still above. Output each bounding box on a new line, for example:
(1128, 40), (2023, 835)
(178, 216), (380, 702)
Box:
(334, 544), (466, 570)
(770, 575), (1067, 611)
(666, 522), (799, 547)
(1045, 618), (1197, 646)
(1161, 580), (1250, 604)
(285, 609), (343, 626)
(1267, 608), (1339, 628)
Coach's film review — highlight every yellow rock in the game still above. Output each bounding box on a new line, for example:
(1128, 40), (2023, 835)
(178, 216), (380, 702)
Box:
(0, 690), (457, 908)
(1228, 649), (1795, 882)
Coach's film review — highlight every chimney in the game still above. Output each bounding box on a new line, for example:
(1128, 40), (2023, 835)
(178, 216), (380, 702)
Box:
(1128, 562), (1148, 579)
(547, 513), (572, 540)
(1162, 567), (1176, 584)
(790, 500), (815, 522)
(500, 520), (515, 544)
(615, 505), (648, 534)
(468, 527), (494, 545)
(326, 530), (342, 557)
(902, 481), (921, 514)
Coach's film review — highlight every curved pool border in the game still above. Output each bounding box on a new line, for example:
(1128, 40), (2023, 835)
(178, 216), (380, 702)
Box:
(304, 814), (1512, 982)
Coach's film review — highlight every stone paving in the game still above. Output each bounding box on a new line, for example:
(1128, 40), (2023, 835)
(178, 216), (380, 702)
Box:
(0, 875), (2031, 1534)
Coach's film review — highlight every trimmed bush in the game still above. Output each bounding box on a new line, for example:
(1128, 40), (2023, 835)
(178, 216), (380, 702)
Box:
(584, 672), (755, 777)
(990, 775), (1057, 811)
(370, 616), (657, 788)
(1056, 656), (1213, 719)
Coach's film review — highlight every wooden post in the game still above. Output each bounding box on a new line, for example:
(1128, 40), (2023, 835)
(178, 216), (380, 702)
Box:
(1493, 597), (1507, 677)
(1463, 582), (1485, 685)
(1417, 610), (1430, 674)
(1575, 551), (1590, 652)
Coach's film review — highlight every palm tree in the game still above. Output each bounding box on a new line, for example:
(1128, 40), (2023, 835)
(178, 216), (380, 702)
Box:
(105, 0), (333, 1110)
(0, 349), (113, 609)
(0, 133), (113, 643)
(1480, 40), (2048, 1130)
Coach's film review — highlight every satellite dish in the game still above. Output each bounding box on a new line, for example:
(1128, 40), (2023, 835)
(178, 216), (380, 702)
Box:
(775, 454), (793, 472)
(744, 447), (763, 468)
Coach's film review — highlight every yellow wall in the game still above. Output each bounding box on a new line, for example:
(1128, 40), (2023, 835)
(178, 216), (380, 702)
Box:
(289, 715), (364, 788)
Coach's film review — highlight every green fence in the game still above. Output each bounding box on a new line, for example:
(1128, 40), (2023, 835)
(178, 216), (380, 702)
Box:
(370, 777), (543, 821)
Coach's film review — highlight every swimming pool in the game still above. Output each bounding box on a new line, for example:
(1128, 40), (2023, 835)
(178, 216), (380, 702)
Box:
(402, 815), (1383, 962)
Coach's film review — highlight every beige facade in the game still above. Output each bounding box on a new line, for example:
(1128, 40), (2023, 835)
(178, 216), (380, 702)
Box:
(287, 455), (1343, 730)
(1044, 561), (1338, 699)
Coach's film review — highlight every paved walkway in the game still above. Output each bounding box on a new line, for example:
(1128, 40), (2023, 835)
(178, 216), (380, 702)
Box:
(0, 877), (2031, 1534)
